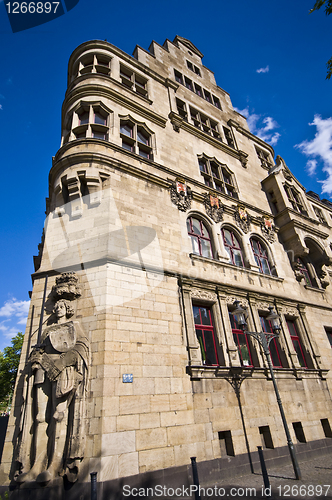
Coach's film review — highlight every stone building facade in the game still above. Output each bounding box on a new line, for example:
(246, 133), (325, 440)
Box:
(1, 36), (332, 497)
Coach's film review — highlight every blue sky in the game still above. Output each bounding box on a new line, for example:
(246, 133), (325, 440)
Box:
(0, 0), (331, 351)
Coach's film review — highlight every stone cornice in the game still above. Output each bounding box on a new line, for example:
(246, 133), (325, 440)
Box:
(186, 365), (328, 380)
(275, 211), (330, 240)
(63, 83), (167, 129)
(51, 141), (275, 220)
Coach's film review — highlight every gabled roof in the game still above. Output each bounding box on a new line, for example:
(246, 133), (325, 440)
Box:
(173, 36), (203, 59)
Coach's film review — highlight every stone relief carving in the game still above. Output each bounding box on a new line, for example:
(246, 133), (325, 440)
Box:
(204, 193), (224, 223)
(259, 217), (277, 243)
(278, 305), (298, 317)
(254, 301), (272, 311)
(190, 288), (217, 301)
(225, 296), (248, 308)
(291, 260), (305, 282)
(319, 265), (330, 289)
(14, 272), (89, 485)
(170, 179), (192, 212)
(234, 206), (251, 234)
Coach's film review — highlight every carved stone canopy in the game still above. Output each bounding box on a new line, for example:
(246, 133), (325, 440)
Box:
(204, 193), (224, 222)
(52, 272), (81, 300)
(170, 179), (192, 212)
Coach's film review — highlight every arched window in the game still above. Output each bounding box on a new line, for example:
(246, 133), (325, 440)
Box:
(222, 228), (244, 267)
(187, 217), (213, 259)
(250, 238), (273, 275)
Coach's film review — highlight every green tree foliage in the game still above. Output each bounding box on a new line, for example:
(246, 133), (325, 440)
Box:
(310, 0), (332, 79)
(0, 332), (24, 413)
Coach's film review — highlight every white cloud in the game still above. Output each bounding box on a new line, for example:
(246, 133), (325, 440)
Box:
(0, 299), (29, 346)
(0, 298), (30, 320)
(0, 105), (2, 110)
(295, 115), (332, 194)
(235, 106), (280, 146)
(256, 66), (269, 74)
(0, 322), (20, 340)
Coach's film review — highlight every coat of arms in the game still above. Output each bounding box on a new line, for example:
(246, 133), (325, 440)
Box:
(204, 193), (224, 222)
(260, 217), (277, 242)
(170, 179), (192, 212)
(234, 206), (251, 233)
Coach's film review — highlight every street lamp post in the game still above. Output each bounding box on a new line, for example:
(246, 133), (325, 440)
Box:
(231, 301), (301, 480)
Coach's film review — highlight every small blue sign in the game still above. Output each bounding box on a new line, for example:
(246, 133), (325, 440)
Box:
(122, 374), (133, 383)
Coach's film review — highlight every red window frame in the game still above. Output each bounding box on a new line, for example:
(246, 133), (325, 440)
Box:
(229, 313), (253, 367)
(251, 239), (272, 275)
(222, 229), (244, 267)
(193, 305), (219, 366)
(259, 315), (283, 367)
(286, 320), (307, 368)
(187, 217), (213, 259)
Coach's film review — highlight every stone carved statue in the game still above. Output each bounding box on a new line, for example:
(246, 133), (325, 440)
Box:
(14, 273), (89, 484)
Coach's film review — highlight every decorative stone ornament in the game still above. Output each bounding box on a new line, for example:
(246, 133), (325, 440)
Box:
(234, 205), (251, 233)
(204, 193), (224, 222)
(52, 271), (82, 300)
(260, 216), (277, 243)
(292, 260), (305, 282)
(190, 288), (217, 301)
(170, 178), (192, 212)
(319, 265), (330, 289)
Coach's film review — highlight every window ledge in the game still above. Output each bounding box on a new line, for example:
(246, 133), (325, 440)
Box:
(187, 365), (328, 380)
(189, 253), (283, 282)
(304, 285), (325, 293)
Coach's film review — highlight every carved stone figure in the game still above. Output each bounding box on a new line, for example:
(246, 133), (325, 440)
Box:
(14, 273), (89, 484)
